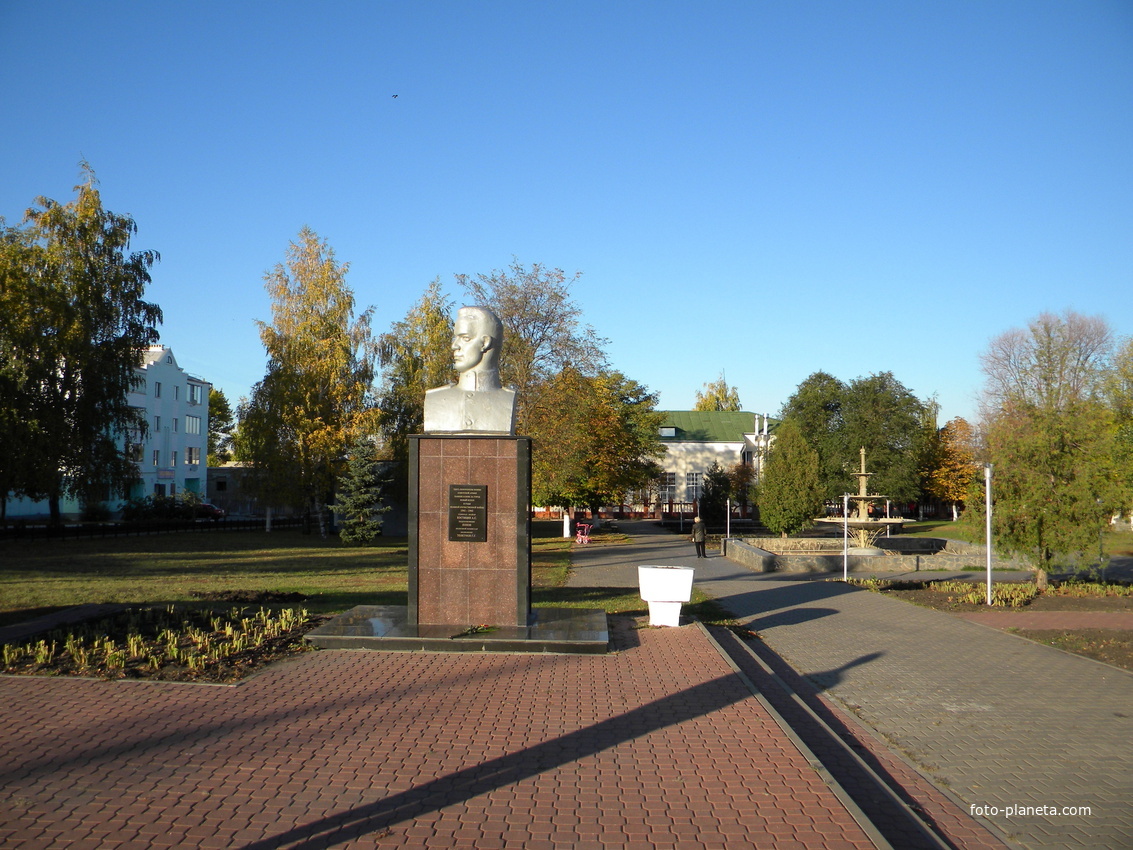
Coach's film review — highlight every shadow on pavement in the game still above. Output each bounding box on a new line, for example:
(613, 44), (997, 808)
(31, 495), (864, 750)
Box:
(807, 651), (884, 691)
(238, 675), (752, 850)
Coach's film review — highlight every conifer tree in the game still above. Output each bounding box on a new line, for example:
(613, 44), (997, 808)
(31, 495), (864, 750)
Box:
(758, 420), (823, 537)
(333, 438), (389, 545)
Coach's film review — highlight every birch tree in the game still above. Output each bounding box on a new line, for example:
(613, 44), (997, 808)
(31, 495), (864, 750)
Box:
(0, 163), (162, 521)
(377, 279), (454, 466)
(694, 372), (742, 411)
(236, 228), (377, 534)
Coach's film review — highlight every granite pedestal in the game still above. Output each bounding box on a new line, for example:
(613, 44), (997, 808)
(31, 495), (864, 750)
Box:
(307, 434), (607, 653)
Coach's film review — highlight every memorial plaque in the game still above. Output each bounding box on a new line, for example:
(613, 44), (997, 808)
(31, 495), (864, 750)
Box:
(448, 484), (488, 542)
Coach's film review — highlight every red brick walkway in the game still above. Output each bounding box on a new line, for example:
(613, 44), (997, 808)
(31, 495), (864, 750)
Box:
(0, 622), (877, 849)
(954, 611), (1133, 630)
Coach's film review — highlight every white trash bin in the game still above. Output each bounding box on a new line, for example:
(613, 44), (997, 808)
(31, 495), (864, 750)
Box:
(638, 565), (695, 627)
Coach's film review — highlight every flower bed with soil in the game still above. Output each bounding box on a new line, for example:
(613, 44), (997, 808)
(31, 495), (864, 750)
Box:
(0, 594), (329, 684)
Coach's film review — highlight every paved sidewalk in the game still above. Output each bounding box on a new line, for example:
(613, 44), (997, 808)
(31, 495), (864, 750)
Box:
(0, 613), (875, 848)
(569, 522), (1133, 849)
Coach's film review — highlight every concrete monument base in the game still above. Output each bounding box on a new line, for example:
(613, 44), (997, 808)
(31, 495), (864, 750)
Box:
(305, 605), (608, 654)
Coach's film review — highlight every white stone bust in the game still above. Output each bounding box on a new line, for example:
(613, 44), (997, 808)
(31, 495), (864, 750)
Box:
(423, 306), (517, 435)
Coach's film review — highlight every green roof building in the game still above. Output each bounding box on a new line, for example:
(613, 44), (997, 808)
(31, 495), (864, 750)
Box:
(656, 411), (778, 506)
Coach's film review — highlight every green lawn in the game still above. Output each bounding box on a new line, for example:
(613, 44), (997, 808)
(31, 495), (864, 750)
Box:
(0, 529), (407, 621)
(899, 520), (983, 543)
(0, 520), (735, 628)
(899, 520), (1133, 559)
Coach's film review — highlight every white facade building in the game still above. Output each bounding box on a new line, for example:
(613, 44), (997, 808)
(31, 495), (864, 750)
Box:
(657, 411), (776, 505)
(128, 346), (211, 500)
(4, 346), (210, 520)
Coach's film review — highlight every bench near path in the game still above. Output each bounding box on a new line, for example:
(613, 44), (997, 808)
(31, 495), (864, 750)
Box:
(569, 521), (1133, 850)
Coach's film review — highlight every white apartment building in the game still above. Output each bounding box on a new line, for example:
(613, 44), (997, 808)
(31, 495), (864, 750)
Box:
(128, 346), (211, 501)
(4, 345), (210, 520)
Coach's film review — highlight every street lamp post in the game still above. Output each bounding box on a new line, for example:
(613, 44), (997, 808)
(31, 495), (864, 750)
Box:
(842, 493), (849, 581)
(984, 463), (993, 606)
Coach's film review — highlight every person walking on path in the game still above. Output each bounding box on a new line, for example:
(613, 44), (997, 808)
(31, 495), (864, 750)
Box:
(691, 515), (708, 558)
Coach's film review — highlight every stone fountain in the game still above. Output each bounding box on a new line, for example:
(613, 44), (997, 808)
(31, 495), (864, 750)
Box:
(817, 447), (904, 554)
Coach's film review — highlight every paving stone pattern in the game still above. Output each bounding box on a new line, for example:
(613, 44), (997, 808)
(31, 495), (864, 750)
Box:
(710, 627), (1007, 850)
(0, 621), (876, 849)
(725, 577), (1133, 850)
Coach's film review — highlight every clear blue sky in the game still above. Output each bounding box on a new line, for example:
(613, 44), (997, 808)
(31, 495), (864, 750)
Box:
(3, 1), (1131, 426)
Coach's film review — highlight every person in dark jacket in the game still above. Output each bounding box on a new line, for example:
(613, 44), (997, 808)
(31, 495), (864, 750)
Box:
(691, 516), (707, 558)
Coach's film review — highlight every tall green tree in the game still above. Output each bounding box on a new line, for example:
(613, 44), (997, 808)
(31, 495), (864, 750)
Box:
(0, 221), (39, 520)
(332, 437), (390, 545)
(1103, 337), (1133, 511)
(235, 228), (377, 534)
(840, 372), (929, 504)
(527, 368), (663, 515)
(694, 372), (742, 411)
(978, 311), (1119, 568)
(696, 461), (732, 527)
(207, 388), (235, 466)
(779, 371), (848, 499)
(758, 419), (823, 537)
(377, 279), (454, 477)
(780, 371), (928, 504)
(0, 163), (162, 521)
(455, 259), (608, 433)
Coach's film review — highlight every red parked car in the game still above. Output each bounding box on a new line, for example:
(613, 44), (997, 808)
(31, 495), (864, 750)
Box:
(194, 503), (226, 520)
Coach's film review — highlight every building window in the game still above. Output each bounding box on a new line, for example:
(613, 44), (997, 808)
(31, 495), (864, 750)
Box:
(215, 479), (227, 492)
(128, 444), (143, 462)
(186, 447), (200, 465)
(188, 384), (203, 405)
(686, 472), (702, 501)
(174, 385), (180, 400)
(658, 472), (676, 502)
(152, 450), (160, 468)
(153, 416), (161, 433)
(185, 415), (202, 435)
(660, 427), (676, 438)
(154, 381), (162, 398)
(171, 451), (178, 468)
(172, 418), (178, 433)
(133, 378), (146, 394)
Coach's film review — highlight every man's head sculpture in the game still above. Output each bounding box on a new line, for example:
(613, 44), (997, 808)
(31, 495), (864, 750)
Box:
(422, 306), (517, 434)
(450, 306), (504, 382)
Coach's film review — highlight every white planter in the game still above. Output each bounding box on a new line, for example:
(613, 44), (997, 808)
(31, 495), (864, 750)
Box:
(638, 565), (694, 627)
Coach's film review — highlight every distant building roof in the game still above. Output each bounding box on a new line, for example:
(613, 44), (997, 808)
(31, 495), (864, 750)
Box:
(658, 411), (777, 443)
(138, 345), (169, 368)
